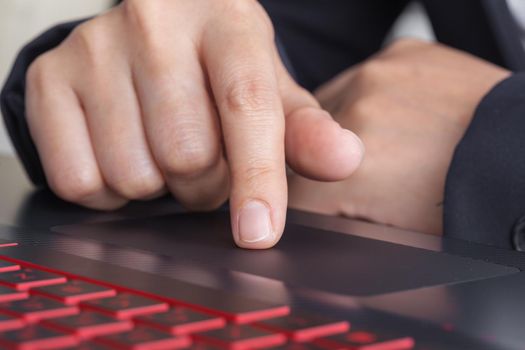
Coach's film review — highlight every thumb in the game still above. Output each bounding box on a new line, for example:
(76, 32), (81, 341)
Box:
(278, 67), (364, 181)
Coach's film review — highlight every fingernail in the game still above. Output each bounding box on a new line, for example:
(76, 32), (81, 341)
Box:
(238, 200), (273, 243)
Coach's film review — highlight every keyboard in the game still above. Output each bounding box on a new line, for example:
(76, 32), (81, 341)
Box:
(0, 243), (415, 349)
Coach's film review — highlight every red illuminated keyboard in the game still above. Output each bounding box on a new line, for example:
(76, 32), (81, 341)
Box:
(0, 245), (415, 350)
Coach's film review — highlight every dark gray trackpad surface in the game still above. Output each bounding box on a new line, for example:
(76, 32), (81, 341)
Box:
(53, 212), (516, 296)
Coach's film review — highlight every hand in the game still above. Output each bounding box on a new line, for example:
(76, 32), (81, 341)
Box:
(288, 39), (510, 235)
(25, 0), (363, 249)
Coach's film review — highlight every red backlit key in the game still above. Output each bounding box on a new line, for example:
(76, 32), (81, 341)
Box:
(136, 307), (226, 335)
(256, 313), (350, 342)
(0, 313), (25, 331)
(0, 324), (78, 349)
(194, 324), (286, 350)
(0, 242), (17, 248)
(82, 293), (168, 319)
(96, 326), (192, 350)
(44, 311), (133, 339)
(0, 286), (28, 302)
(314, 331), (415, 350)
(0, 260), (20, 273)
(0, 267), (66, 291)
(0, 249), (289, 324)
(0, 295), (79, 322)
(272, 343), (327, 350)
(34, 280), (116, 305)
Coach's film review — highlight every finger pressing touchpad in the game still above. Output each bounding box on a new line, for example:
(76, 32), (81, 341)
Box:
(53, 212), (517, 296)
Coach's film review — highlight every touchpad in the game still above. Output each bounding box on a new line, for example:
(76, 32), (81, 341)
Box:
(53, 212), (516, 296)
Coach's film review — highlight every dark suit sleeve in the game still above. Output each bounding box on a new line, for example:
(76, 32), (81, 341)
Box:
(444, 73), (525, 250)
(0, 20), (85, 186)
(259, 0), (409, 90)
(420, 0), (507, 67)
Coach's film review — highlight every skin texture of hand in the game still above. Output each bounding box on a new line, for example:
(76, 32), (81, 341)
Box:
(25, 0), (364, 249)
(288, 39), (510, 235)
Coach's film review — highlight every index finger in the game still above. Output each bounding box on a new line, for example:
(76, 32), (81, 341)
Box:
(202, 11), (286, 249)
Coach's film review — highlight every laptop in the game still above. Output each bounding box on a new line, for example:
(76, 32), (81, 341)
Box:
(0, 154), (524, 350)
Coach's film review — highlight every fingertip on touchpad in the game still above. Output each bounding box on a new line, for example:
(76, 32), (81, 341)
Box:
(53, 212), (517, 296)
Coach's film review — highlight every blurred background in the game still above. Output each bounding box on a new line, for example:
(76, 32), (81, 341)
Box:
(0, 0), (433, 156)
(0, 0), (111, 155)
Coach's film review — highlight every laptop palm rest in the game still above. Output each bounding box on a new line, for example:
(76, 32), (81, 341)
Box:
(53, 212), (517, 296)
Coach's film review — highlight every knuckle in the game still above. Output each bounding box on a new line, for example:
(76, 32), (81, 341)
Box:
(122, 0), (143, 14)
(49, 169), (104, 203)
(161, 148), (218, 179)
(26, 52), (56, 92)
(224, 76), (276, 115)
(224, 0), (273, 34)
(238, 158), (277, 187)
(141, 56), (174, 87)
(122, 0), (163, 49)
(158, 127), (219, 179)
(70, 21), (94, 45)
(123, 0), (155, 20)
(223, 0), (257, 18)
(109, 171), (164, 200)
(68, 19), (108, 60)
